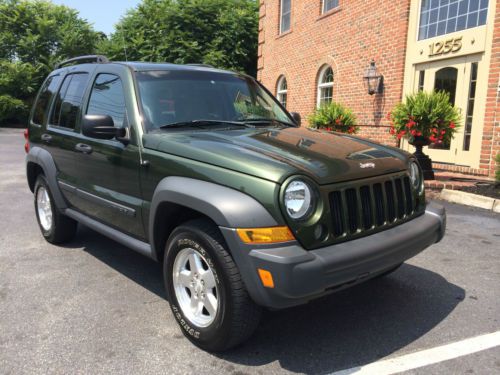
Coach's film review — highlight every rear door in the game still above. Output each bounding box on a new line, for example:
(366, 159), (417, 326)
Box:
(71, 66), (145, 239)
(44, 67), (93, 206)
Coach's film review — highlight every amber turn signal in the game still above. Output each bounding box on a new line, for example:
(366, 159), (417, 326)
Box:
(236, 226), (295, 244)
(257, 269), (274, 288)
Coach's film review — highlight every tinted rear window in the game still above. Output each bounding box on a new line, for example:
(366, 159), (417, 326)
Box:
(32, 75), (61, 125)
(50, 73), (89, 129)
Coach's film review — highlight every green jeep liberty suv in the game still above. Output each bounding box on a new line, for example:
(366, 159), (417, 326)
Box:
(25, 55), (446, 351)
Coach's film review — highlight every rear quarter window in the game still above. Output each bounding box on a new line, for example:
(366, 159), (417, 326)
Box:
(32, 75), (61, 125)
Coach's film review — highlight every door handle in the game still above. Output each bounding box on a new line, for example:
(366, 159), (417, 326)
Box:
(41, 133), (52, 143)
(74, 143), (93, 154)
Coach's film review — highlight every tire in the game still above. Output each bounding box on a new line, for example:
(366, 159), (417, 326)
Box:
(164, 219), (262, 351)
(34, 174), (77, 244)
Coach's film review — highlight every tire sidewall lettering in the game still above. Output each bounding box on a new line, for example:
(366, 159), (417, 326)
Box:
(176, 238), (220, 285)
(171, 304), (201, 339)
(168, 233), (224, 341)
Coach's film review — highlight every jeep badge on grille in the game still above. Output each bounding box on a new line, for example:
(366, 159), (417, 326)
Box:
(359, 162), (376, 169)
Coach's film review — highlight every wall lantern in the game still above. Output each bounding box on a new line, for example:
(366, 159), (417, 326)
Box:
(363, 60), (384, 95)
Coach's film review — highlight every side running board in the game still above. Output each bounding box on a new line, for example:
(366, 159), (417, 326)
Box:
(64, 208), (154, 260)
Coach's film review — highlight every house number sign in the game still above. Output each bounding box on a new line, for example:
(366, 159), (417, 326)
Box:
(428, 36), (462, 57)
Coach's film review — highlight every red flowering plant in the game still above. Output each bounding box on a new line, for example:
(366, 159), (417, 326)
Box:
(388, 91), (460, 145)
(308, 101), (359, 134)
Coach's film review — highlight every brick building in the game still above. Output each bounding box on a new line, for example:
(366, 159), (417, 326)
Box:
(258, 0), (499, 178)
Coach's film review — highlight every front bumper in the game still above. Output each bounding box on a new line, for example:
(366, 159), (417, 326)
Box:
(220, 202), (446, 309)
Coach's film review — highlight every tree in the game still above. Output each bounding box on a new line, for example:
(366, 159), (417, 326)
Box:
(0, 0), (102, 124)
(0, 61), (37, 124)
(101, 0), (259, 76)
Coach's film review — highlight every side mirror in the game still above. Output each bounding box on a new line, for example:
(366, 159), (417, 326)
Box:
(290, 112), (301, 126)
(82, 115), (126, 140)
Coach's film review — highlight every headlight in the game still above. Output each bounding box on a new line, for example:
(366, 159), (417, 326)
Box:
(284, 180), (314, 220)
(409, 161), (422, 190)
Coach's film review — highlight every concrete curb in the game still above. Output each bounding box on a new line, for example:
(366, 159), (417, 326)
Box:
(440, 189), (500, 213)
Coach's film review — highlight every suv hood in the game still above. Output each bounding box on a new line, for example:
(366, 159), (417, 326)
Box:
(143, 126), (410, 185)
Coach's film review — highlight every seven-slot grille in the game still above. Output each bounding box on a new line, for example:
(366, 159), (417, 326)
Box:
(329, 174), (416, 237)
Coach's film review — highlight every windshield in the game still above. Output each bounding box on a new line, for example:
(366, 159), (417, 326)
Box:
(135, 70), (294, 131)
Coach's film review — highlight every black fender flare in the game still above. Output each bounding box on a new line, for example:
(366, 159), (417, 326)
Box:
(26, 146), (68, 210)
(149, 176), (280, 258)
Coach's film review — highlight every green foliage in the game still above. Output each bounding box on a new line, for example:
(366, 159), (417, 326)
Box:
(101, 0), (259, 76)
(496, 153), (500, 182)
(0, 0), (259, 124)
(307, 102), (359, 134)
(0, 60), (39, 100)
(0, 95), (27, 123)
(0, 60), (39, 123)
(0, 0), (101, 64)
(388, 91), (461, 145)
(0, 0), (101, 124)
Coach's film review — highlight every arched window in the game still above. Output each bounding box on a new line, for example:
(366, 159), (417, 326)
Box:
(434, 67), (458, 105)
(276, 76), (288, 108)
(317, 65), (334, 107)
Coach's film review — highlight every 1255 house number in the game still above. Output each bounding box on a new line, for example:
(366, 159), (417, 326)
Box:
(428, 37), (462, 57)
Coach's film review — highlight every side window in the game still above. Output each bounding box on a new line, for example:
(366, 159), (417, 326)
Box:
(280, 0), (291, 34)
(87, 74), (126, 128)
(32, 75), (61, 125)
(322, 0), (339, 14)
(50, 73), (89, 129)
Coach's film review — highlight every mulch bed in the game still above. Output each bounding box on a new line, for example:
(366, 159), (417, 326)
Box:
(458, 181), (500, 200)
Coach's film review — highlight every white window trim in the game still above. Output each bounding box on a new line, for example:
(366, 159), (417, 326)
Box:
(276, 76), (288, 107)
(322, 0), (339, 14)
(280, 0), (292, 34)
(317, 65), (334, 107)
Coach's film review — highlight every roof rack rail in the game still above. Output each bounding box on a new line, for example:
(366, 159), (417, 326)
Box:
(55, 55), (109, 69)
(186, 63), (214, 68)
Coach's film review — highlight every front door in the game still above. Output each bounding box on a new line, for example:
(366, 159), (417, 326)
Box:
(409, 55), (482, 166)
(72, 68), (145, 240)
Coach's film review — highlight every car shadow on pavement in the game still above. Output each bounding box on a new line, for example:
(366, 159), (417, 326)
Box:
(69, 225), (464, 375)
(219, 264), (465, 374)
(66, 225), (166, 299)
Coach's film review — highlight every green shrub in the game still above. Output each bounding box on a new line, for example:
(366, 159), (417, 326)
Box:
(0, 95), (28, 125)
(388, 91), (461, 145)
(308, 102), (358, 134)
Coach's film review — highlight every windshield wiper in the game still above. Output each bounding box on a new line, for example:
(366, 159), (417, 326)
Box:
(159, 119), (249, 129)
(239, 118), (296, 127)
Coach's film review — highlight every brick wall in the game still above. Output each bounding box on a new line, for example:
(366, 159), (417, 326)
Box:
(481, 3), (500, 178)
(257, 0), (411, 147)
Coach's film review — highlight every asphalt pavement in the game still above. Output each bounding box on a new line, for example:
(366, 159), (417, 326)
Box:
(1, 128), (499, 374)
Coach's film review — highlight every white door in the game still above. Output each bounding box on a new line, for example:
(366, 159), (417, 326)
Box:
(405, 55), (482, 166)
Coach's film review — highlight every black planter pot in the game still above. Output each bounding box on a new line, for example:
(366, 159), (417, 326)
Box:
(409, 136), (435, 180)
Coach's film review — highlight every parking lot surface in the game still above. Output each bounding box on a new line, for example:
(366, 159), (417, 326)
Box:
(1, 128), (499, 374)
